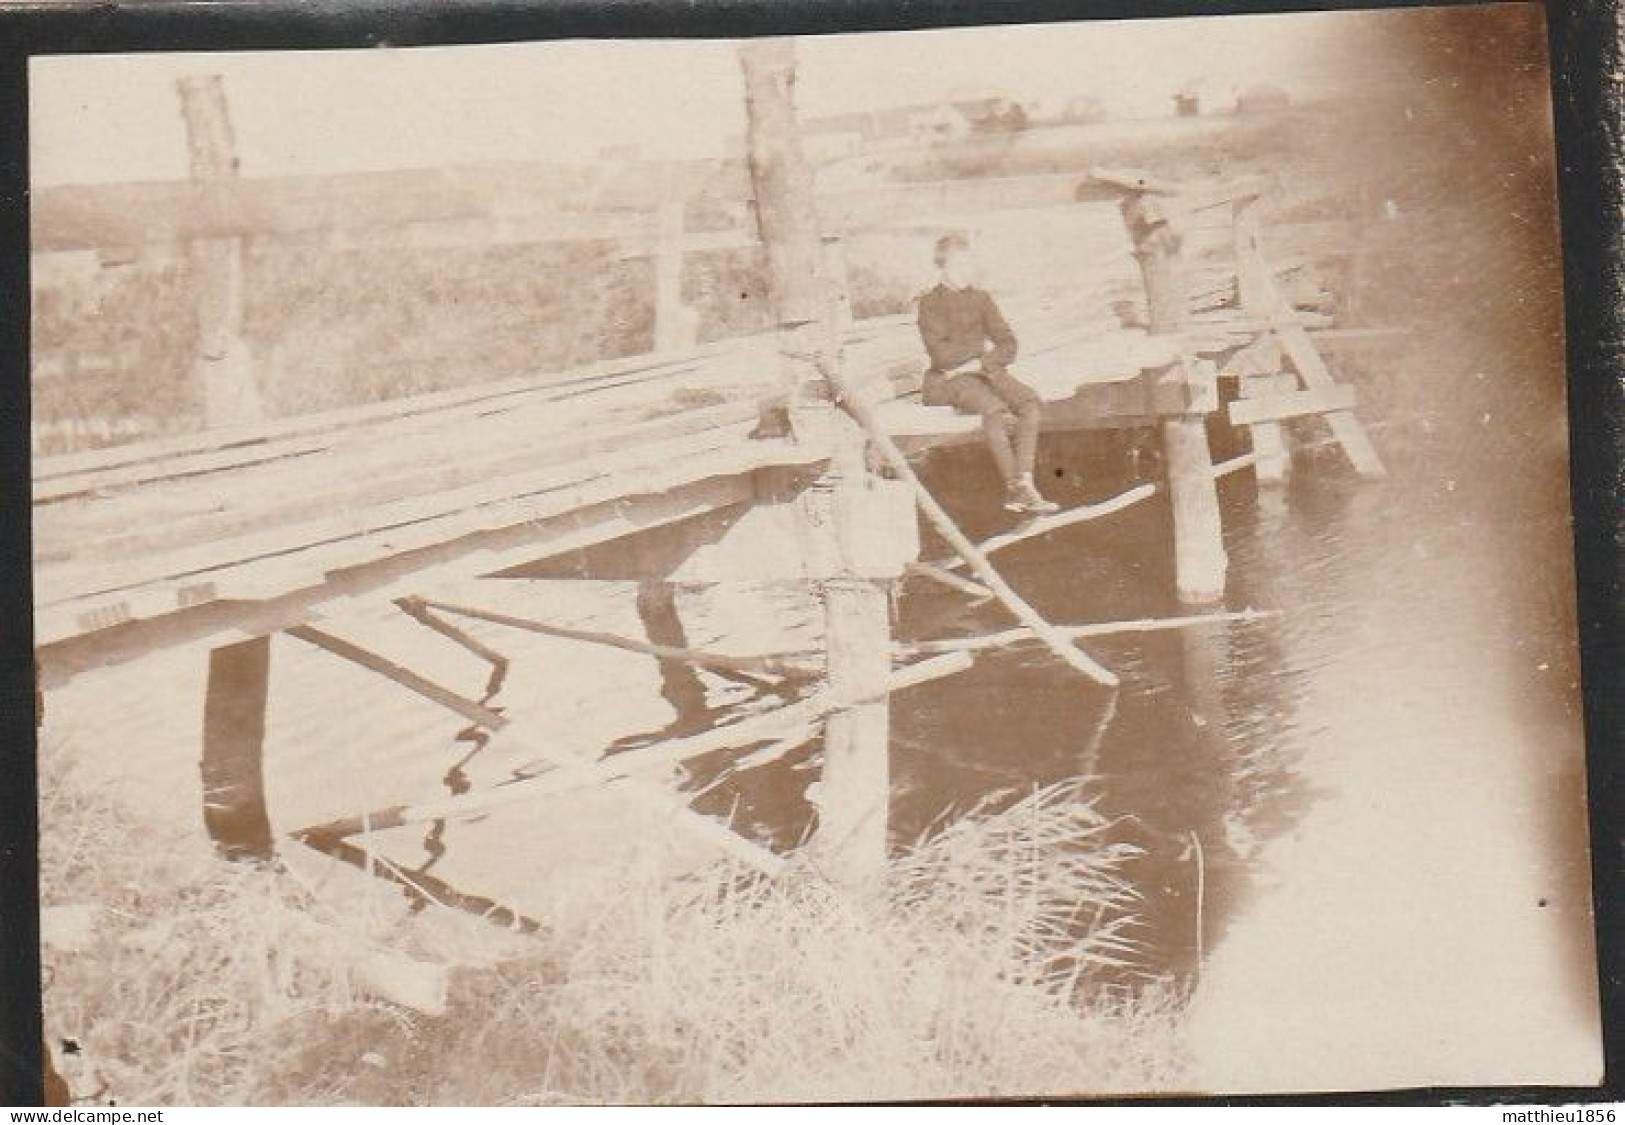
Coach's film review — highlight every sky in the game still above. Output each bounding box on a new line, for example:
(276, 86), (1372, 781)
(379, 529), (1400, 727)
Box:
(30, 10), (1382, 185)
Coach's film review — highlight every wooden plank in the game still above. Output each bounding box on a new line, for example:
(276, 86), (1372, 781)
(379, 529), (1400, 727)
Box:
(31, 301), (864, 486)
(32, 345), (708, 483)
(1227, 383), (1356, 426)
(905, 560), (993, 601)
(36, 416), (763, 611)
(32, 311), (887, 539)
(1087, 167), (1181, 196)
(40, 397), (757, 569)
(35, 434), (335, 505)
(899, 607), (1281, 656)
(34, 354), (735, 526)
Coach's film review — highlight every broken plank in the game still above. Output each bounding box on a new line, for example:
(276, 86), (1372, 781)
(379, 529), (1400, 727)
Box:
(905, 560), (994, 601)
(1211, 451), (1261, 479)
(936, 483), (1160, 571)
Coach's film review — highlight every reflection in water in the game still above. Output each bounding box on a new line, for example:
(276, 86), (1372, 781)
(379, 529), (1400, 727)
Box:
(199, 635), (277, 863)
(398, 597), (515, 880)
(297, 831), (544, 934)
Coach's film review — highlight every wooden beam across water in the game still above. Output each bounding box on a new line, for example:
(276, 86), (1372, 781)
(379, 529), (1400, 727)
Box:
(898, 607), (1282, 657)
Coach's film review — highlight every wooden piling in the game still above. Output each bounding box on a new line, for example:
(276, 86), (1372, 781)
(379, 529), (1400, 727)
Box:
(817, 576), (892, 880)
(176, 75), (261, 428)
(1238, 372), (1297, 483)
(1122, 192), (1228, 604)
(199, 635), (275, 861)
(740, 38), (897, 890)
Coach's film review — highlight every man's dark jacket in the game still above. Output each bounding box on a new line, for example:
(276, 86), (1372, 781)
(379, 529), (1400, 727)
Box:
(916, 283), (1019, 374)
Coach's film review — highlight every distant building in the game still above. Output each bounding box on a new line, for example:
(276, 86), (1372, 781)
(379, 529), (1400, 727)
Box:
(723, 93), (1031, 158)
(1236, 83), (1291, 114)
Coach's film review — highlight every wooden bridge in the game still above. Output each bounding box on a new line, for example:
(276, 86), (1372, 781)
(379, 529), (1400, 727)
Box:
(32, 45), (1392, 926)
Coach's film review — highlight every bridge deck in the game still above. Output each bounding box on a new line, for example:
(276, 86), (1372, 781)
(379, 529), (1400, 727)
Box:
(37, 287), (1232, 675)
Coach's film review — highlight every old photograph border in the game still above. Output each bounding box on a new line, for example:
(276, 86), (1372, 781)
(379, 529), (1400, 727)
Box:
(1, 0), (1620, 1108)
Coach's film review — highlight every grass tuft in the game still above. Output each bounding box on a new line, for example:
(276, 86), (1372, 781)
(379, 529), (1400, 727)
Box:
(40, 747), (1185, 1105)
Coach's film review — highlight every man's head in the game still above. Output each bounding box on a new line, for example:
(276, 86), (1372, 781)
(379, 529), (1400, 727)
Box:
(933, 232), (977, 289)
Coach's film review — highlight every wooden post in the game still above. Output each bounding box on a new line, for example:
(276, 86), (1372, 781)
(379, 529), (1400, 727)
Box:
(1122, 193), (1228, 604)
(817, 574), (892, 875)
(1232, 197), (1292, 484)
(176, 75), (261, 428)
(740, 39), (894, 891)
(199, 635), (275, 862)
(739, 41), (825, 333)
(654, 201), (698, 353)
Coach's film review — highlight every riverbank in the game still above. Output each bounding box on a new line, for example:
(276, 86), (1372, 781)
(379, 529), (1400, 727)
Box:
(39, 745), (1189, 1104)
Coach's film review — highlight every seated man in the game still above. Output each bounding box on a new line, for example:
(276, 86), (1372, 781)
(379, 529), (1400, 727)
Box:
(916, 233), (1058, 515)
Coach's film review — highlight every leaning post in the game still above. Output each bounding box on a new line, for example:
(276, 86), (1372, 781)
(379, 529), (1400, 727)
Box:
(738, 38), (904, 893)
(176, 75), (262, 428)
(1120, 189), (1228, 604)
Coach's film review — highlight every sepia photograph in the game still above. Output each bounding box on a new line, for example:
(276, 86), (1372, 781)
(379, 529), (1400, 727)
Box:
(24, 2), (1606, 1105)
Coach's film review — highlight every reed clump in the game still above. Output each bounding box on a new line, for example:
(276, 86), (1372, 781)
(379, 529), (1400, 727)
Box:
(40, 743), (1187, 1106)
